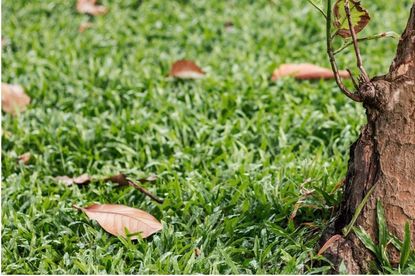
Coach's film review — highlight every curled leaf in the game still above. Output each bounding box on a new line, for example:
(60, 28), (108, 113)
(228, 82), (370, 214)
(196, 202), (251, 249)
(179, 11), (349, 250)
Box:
(76, 0), (108, 16)
(333, 0), (370, 38)
(271, 63), (350, 81)
(1, 83), (30, 115)
(74, 204), (163, 239)
(169, 60), (205, 79)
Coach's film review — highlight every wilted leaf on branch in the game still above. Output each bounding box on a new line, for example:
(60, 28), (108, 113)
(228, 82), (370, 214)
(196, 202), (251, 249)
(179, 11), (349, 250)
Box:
(169, 60), (205, 79)
(1, 83), (30, 115)
(73, 204), (163, 239)
(333, 0), (370, 38)
(76, 0), (108, 16)
(271, 63), (350, 80)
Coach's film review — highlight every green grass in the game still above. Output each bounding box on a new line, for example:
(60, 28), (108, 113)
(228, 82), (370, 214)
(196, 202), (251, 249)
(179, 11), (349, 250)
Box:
(1, 0), (412, 274)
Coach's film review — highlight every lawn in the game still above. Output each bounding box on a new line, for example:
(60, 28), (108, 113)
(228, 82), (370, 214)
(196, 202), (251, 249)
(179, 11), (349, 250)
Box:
(1, 0), (412, 274)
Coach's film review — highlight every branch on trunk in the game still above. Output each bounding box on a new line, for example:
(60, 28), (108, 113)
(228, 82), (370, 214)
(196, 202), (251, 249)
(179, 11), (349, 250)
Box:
(326, 0), (363, 102)
(344, 0), (370, 83)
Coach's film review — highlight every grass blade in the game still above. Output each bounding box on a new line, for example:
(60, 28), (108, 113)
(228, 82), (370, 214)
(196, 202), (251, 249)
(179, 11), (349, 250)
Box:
(376, 200), (390, 267)
(400, 222), (412, 269)
(353, 226), (378, 257)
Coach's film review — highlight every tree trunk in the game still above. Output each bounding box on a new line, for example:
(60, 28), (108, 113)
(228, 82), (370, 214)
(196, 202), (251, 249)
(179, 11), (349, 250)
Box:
(322, 3), (415, 273)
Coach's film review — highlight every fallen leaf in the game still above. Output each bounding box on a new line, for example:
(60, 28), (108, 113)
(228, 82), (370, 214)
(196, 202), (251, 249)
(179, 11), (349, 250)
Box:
(79, 22), (94, 32)
(1, 83), (30, 115)
(194, 247), (201, 257)
(333, 0), (370, 38)
(271, 63), (350, 81)
(56, 174), (91, 186)
(74, 204), (163, 239)
(18, 152), (31, 165)
(106, 173), (130, 186)
(318, 234), (342, 255)
(76, 0), (108, 16)
(169, 60), (205, 79)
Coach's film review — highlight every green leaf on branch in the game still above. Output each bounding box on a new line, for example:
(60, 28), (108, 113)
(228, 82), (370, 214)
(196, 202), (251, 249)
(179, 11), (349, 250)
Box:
(333, 0), (371, 38)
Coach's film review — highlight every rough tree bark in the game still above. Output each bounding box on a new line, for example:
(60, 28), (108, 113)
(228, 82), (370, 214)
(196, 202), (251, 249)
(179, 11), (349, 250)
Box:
(322, 3), (415, 273)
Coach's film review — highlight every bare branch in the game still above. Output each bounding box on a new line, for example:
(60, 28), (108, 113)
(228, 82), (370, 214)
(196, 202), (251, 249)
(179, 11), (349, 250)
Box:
(334, 32), (399, 55)
(326, 0), (362, 102)
(344, 0), (370, 83)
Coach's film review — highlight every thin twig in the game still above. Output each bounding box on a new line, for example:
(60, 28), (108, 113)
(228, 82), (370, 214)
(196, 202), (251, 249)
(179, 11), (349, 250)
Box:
(333, 32), (399, 55)
(344, 0), (370, 83)
(127, 180), (164, 204)
(326, 0), (362, 102)
(306, 0), (327, 18)
(346, 68), (359, 90)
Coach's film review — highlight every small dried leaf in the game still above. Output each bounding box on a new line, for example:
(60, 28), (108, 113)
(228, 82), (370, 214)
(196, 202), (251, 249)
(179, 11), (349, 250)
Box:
(76, 0), (108, 16)
(73, 174), (91, 185)
(106, 173), (129, 186)
(333, 0), (370, 38)
(75, 204), (163, 239)
(18, 152), (31, 165)
(1, 83), (30, 115)
(56, 174), (91, 186)
(169, 60), (205, 79)
(271, 63), (350, 81)
(318, 234), (342, 255)
(79, 22), (94, 32)
(194, 247), (201, 257)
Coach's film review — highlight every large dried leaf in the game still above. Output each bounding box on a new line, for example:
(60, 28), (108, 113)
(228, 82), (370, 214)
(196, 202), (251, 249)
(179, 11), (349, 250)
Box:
(1, 83), (30, 115)
(271, 63), (350, 81)
(75, 204), (162, 239)
(333, 0), (370, 38)
(169, 60), (205, 79)
(76, 0), (108, 16)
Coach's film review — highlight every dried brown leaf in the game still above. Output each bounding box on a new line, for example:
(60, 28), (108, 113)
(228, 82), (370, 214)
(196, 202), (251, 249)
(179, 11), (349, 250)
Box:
(106, 173), (129, 186)
(79, 22), (94, 32)
(74, 204), (163, 239)
(18, 152), (31, 165)
(76, 0), (108, 16)
(1, 83), (30, 115)
(271, 63), (350, 81)
(56, 174), (91, 186)
(318, 234), (342, 255)
(194, 247), (201, 257)
(169, 60), (205, 79)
